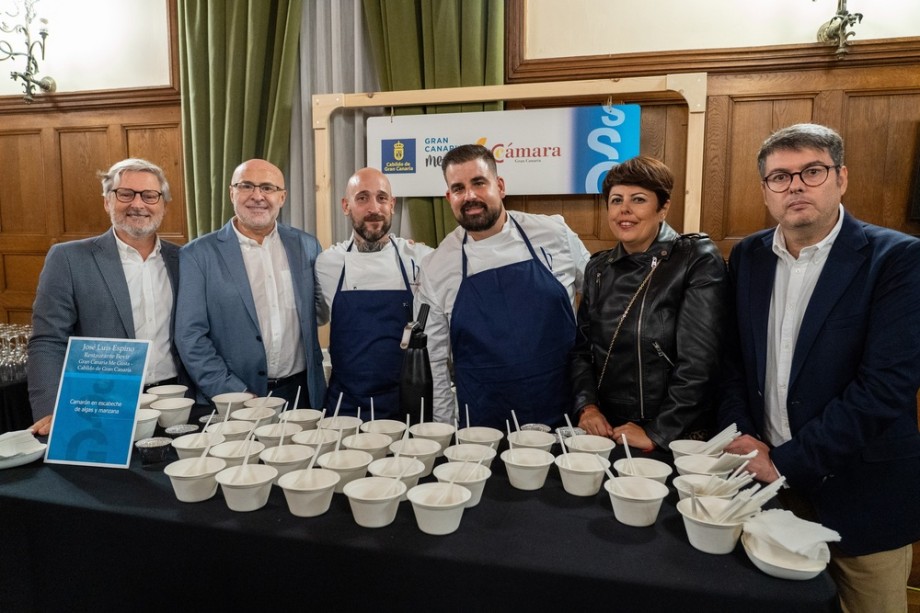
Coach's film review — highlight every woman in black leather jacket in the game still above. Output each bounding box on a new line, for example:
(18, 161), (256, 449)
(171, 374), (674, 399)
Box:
(570, 156), (728, 451)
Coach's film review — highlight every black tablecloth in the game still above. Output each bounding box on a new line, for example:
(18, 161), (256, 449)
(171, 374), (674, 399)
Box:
(0, 379), (31, 434)
(0, 441), (839, 612)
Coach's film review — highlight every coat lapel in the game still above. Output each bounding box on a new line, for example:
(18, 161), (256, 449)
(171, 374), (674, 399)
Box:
(278, 225), (306, 314)
(93, 229), (134, 337)
(749, 233), (776, 395)
(216, 221), (261, 329)
(789, 214), (867, 386)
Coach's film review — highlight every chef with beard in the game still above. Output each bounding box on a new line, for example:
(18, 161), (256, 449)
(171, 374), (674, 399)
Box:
(416, 145), (590, 427)
(316, 167), (433, 417)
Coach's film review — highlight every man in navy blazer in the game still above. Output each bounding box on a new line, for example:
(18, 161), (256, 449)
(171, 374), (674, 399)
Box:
(28, 159), (184, 435)
(176, 159), (326, 410)
(720, 124), (920, 612)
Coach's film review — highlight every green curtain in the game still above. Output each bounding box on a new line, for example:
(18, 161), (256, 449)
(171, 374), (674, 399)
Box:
(362, 0), (504, 246)
(178, 0), (303, 238)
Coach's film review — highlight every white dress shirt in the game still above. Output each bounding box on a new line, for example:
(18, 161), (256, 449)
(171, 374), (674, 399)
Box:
(416, 210), (591, 422)
(114, 233), (177, 383)
(764, 204), (844, 446)
(315, 234), (434, 325)
(232, 221), (305, 379)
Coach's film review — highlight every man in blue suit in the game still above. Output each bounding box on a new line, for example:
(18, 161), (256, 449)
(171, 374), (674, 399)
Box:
(28, 158), (184, 435)
(176, 159), (325, 410)
(720, 124), (920, 612)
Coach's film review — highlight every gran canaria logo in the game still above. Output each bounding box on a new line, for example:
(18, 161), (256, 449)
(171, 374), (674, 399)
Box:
(382, 138), (416, 174)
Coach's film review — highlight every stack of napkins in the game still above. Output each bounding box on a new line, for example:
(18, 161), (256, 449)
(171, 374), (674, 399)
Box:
(744, 509), (840, 562)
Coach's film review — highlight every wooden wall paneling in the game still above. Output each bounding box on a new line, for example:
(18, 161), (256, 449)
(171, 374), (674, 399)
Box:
(58, 128), (114, 237)
(843, 93), (920, 236)
(124, 124), (186, 243)
(0, 132), (47, 236)
(702, 95), (729, 244)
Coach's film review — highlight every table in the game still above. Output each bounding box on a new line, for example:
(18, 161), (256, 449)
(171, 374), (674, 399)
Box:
(0, 443), (839, 612)
(0, 378), (31, 434)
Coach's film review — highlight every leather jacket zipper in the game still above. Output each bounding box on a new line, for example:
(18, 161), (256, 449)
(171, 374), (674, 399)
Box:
(636, 257), (659, 419)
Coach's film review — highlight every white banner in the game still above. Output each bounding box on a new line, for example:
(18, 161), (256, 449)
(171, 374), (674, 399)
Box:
(367, 105), (641, 197)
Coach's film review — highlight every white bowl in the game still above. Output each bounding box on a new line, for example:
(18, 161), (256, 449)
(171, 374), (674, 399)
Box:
(367, 456), (426, 501)
(318, 415), (363, 436)
(613, 457), (673, 484)
(672, 474), (734, 500)
(674, 454), (733, 478)
(361, 419), (408, 444)
(342, 476), (406, 528)
(277, 468), (340, 517)
(408, 422), (456, 456)
(171, 431), (225, 460)
(605, 476), (669, 527)
(211, 391), (256, 417)
(432, 461), (491, 507)
(507, 430), (556, 453)
(500, 447), (555, 491)
(316, 449), (373, 493)
(163, 456), (227, 502)
(259, 444), (315, 483)
(208, 439), (266, 468)
(388, 438), (441, 477)
(146, 384), (188, 399)
(231, 406), (277, 425)
(280, 408), (324, 431)
(243, 396), (287, 414)
(342, 432), (392, 460)
(205, 420), (253, 442)
(150, 397), (195, 428)
(406, 482), (472, 535)
(291, 428), (341, 458)
(455, 426), (504, 450)
(138, 393), (158, 410)
(669, 439), (720, 459)
(555, 452), (610, 497)
(254, 422), (303, 448)
(565, 434), (616, 460)
(442, 443), (497, 470)
(741, 533), (827, 580)
(676, 496), (744, 554)
(134, 408), (160, 441)
(215, 464), (278, 512)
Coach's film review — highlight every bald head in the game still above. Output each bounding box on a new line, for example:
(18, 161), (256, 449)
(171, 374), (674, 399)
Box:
(229, 159), (287, 242)
(342, 167), (394, 251)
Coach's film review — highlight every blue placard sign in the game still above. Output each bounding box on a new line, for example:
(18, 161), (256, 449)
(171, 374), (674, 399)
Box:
(45, 337), (151, 468)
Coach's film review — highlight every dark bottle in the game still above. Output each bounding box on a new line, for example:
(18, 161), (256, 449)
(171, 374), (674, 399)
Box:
(399, 303), (433, 424)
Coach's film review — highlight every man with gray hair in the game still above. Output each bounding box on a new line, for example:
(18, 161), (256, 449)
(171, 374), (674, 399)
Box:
(28, 158), (184, 435)
(720, 123), (920, 611)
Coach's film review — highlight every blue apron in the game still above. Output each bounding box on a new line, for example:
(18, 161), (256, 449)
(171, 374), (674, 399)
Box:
(325, 239), (413, 418)
(450, 216), (576, 429)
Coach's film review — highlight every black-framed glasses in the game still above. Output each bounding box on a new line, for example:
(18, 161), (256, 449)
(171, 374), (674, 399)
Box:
(231, 182), (285, 194)
(762, 164), (840, 193)
(112, 188), (163, 204)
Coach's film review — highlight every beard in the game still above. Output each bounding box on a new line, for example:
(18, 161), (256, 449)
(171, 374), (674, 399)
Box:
(353, 214), (391, 249)
(111, 209), (163, 239)
(457, 200), (502, 233)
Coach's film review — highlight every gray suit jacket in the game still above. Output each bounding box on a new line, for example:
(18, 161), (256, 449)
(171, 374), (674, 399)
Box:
(27, 229), (181, 419)
(175, 220), (326, 408)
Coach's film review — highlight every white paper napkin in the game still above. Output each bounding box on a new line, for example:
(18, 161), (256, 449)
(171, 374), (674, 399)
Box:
(743, 509), (841, 562)
(0, 429), (44, 458)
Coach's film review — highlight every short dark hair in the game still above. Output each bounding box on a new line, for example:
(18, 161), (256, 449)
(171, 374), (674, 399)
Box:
(757, 123), (844, 177)
(441, 144), (498, 178)
(601, 155), (673, 210)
